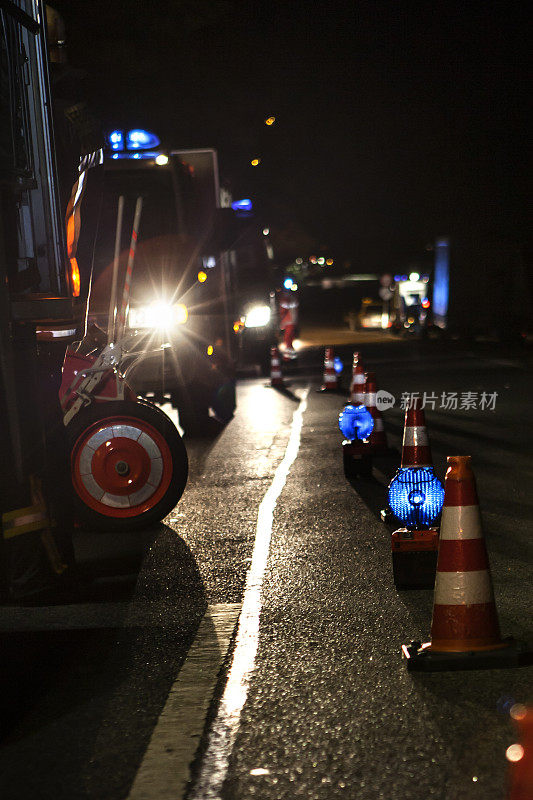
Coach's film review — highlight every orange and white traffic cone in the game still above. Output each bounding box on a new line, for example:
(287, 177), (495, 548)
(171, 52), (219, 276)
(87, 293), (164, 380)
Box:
(318, 346), (339, 392)
(348, 351), (365, 405)
(362, 372), (388, 454)
(403, 456), (523, 670)
(507, 704), (533, 800)
(390, 398), (441, 589)
(400, 396), (432, 468)
(269, 346), (284, 387)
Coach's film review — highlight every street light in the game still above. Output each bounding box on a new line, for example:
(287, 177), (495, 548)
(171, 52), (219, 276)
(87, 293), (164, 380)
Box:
(251, 158), (261, 166)
(265, 116), (276, 126)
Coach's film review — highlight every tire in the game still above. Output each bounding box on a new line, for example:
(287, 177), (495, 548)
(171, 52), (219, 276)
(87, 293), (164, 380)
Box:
(67, 400), (188, 531)
(211, 379), (236, 422)
(170, 386), (211, 433)
(260, 351), (271, 378)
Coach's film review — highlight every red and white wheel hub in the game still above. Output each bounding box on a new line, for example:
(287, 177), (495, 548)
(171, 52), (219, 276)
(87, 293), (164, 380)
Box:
(72, 417), (173, 518)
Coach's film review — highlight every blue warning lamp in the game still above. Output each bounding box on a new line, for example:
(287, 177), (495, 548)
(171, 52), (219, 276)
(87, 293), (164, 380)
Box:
(126, 129), (160, 150)
(338, 404), (374, 441)
(108, 130), (124, 151)
(231, 198), (253, 212)
(334, 356), (343, 374)
(387, 467), (444, 528)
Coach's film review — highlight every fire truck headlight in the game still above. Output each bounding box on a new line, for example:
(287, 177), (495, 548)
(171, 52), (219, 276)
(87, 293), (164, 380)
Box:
(244, 305), (271, 328)
(128, 302), (188, 330)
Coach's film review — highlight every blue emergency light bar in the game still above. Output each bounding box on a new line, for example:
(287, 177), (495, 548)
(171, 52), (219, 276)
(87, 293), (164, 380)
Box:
(109, 130), (124, 151)
(231, 199), (253, 212)
(110, 151), (161, 161)
(127, 129), (160, 149)
(107, 129), (160, 153)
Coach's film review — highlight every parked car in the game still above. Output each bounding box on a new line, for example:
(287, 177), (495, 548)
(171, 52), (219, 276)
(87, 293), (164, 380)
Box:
(357, 298), (391, 330)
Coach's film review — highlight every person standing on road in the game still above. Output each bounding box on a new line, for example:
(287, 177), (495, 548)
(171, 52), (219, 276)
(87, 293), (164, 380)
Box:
(279, 287), (299, 358)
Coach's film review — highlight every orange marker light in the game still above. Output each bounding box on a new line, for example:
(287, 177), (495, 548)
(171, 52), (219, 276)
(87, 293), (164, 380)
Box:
(207, 345), (214, 356)
(70, 257), (81, 297)
(251, 158), (261, 166)
(198, 270), (207, 283)
(265, 116), (276, 126)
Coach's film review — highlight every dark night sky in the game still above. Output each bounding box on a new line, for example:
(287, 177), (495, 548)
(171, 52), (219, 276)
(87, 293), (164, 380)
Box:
(52, 0), (529, 272)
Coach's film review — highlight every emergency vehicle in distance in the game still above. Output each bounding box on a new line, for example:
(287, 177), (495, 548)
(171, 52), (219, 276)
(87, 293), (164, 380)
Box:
(84, 134), (238, 427)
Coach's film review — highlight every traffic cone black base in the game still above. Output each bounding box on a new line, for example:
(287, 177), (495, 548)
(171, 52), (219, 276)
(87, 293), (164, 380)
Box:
(402, 637), (524, 672)
(342, 440), (372, 479)
(392, 528), (438, 589)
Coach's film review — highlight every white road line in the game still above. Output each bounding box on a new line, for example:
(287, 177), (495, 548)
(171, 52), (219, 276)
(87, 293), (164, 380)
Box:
(189, 386), (310, 800)
(127, 604), (241, 800)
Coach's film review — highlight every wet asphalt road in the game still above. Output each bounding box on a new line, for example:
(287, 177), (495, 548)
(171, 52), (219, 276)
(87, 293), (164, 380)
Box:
(0, 336), (531, 800)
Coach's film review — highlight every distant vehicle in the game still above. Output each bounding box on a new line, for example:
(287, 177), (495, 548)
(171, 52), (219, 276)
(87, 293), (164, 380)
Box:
(233, 290), (278, 375)
(229, 224), (279, 374)
(390, 274), (431, 334)
(84, 142), (238, 425)
(357, 298), (391, 330)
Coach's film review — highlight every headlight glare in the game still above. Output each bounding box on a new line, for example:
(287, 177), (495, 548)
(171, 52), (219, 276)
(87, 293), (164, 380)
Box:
(244, 305), (271, 328)
(128, 302), (188, 330)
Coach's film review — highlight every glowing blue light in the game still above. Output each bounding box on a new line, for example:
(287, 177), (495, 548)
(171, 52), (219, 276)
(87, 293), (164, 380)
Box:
(231, 198), (253, 212)
(338, 404), (374, 441)
(334, 356), (343, 374)
(433, 237), (450, 327)
(408, 490), (425, 505)
(126, 129), (160, 150)
(108, 130), (124, 151)
(284, 278), (294, 290)
(394, 274), (401, 282)
(387, 467), (444, 527)
(106, 151), (160, 161)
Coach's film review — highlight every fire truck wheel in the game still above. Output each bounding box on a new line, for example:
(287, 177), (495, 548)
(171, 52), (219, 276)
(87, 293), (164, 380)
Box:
(67, 400), (188, 531)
